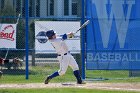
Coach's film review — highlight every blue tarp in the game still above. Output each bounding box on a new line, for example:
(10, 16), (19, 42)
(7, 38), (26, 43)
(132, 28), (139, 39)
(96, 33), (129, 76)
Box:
(86, 0), (140, 70)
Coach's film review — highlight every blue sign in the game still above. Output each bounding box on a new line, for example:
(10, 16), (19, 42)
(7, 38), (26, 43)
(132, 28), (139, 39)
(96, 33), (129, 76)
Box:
(86, 0), (140, 70)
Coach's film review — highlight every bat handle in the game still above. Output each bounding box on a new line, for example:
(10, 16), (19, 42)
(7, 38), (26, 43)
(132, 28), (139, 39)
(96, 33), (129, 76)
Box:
(74, 30), (80, 34)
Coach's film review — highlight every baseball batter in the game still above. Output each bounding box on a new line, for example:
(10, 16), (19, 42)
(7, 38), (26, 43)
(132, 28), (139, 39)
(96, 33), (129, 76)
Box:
(44, 30), (84, 84)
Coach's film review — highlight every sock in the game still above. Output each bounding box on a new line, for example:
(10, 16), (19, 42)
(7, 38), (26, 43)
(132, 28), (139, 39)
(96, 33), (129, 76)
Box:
(73, 70), (82, 83)
(49, 71), (59, 79)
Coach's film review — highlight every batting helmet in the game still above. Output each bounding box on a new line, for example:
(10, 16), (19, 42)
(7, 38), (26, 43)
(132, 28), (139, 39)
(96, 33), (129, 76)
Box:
(46, 29), (55, 38)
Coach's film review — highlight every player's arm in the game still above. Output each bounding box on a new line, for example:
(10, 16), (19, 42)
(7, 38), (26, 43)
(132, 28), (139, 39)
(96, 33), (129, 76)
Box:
(62, 32), (74, 40)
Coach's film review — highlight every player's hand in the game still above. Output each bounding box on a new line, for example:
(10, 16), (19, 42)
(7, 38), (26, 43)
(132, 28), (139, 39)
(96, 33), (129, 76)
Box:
(68, 32), (74, 38)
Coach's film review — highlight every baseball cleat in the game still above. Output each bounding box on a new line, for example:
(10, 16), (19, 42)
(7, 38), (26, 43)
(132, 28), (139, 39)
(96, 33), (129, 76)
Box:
(44, 76), (51, 84)
(77, 81), (86, 84)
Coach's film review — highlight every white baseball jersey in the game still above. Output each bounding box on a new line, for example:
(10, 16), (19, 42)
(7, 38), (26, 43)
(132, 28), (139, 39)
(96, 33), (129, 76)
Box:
(49, 37), (69, 55)
(49, 35), (79, 76)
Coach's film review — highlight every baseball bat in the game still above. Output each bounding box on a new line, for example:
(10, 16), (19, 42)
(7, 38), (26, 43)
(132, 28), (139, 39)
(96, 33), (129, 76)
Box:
(74, 20), (90, 34)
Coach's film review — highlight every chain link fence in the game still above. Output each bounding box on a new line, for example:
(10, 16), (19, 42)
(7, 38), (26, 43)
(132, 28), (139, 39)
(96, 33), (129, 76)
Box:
(0, 0), (139, 83)
(0, 0), (83, 83)
(0, 0), (26, 80)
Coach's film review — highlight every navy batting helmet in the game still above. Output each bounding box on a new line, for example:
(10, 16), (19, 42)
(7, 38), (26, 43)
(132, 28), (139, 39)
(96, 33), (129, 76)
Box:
(46, 29), (55, 38)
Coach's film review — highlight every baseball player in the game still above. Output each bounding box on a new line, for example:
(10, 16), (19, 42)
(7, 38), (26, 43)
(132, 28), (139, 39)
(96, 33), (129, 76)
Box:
(44, 29), (84, 84)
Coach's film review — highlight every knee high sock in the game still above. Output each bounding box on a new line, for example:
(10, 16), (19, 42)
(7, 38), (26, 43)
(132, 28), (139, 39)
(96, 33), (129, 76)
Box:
(73, 70), (82, 83)
(49, 71), (59, 79)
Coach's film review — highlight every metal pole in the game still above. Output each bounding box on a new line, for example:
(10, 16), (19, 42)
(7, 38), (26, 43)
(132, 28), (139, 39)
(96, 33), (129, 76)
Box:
(81, 0), (85, 79)
(16, 14), (21, 25)
(25, 0), (29, 79)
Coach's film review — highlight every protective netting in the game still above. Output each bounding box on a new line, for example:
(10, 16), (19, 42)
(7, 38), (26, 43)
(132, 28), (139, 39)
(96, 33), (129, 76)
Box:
(0, 0), (139, 83)
(0, 0), (82, 83)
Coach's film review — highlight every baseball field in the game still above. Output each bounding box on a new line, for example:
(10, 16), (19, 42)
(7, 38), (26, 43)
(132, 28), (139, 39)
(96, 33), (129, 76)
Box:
(0, 63), (140, 93)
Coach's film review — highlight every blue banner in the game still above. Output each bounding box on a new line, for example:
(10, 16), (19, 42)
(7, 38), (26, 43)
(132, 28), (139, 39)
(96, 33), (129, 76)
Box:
(86, 0), (140, 70)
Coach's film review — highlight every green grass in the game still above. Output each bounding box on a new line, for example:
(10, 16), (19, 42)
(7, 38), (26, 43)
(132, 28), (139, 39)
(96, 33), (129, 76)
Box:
(86, 70), (140, 83)
(1, 64), (140, 93)
(0, 63), (140, 83)
(0, 88), (139, 93)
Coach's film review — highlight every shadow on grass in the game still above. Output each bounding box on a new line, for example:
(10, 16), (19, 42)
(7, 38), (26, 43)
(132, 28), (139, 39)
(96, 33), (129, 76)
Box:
(1, 69), (40, 75)
(1, 69), (26, 75)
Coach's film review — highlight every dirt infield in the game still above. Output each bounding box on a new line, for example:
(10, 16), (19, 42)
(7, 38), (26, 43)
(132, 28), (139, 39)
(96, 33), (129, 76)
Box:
(0, 83), (140, 92)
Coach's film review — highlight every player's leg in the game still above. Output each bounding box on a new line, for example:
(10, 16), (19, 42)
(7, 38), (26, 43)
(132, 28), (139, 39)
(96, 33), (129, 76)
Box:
(44, 56), (62, 84)
(58, 55), (70, 75)
(68, 54), (83, 84)
(44, 71), (59, 84)
(45, 56), (69, 84)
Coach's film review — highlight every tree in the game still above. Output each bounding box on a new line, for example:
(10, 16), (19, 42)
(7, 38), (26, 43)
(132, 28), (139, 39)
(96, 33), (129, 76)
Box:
(0, 0), (16, 23)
